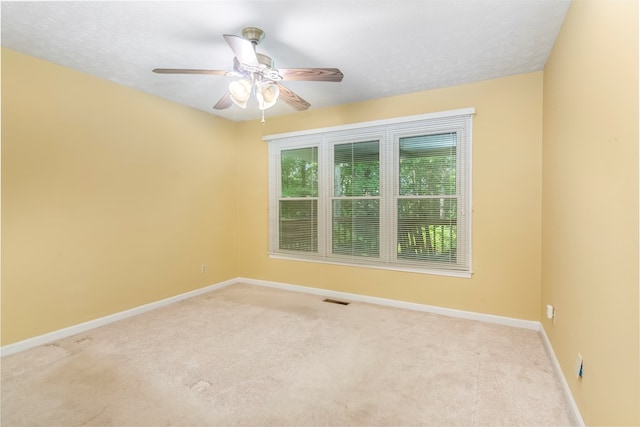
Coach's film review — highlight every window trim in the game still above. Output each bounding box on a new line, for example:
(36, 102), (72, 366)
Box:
(265, 108), (475, 278)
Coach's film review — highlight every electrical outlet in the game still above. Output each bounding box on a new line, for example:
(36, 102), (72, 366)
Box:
(575, 353), (583, 378)
(546, 304), (556, 326)
(201, 264), (206, 273)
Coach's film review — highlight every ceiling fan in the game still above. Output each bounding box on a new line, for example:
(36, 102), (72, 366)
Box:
(153, 27), (344, 114)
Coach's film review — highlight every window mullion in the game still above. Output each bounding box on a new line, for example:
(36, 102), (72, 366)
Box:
(317, 138), (329, 257)
(269, 143), (280, 253)
(380, 129), (394, 264)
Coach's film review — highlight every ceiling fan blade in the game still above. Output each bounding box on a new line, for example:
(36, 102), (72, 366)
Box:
(277, 84), (311, 111)
(223, 34), (259, 66)
(213, 92), (233, 110)
(277, 68), (344, 82)
(153, 68), (230, 75)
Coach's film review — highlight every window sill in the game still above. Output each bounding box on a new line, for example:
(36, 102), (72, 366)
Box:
(268, 253), (473, 278)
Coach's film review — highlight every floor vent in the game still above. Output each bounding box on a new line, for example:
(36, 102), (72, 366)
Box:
(323, 298), (350, 306)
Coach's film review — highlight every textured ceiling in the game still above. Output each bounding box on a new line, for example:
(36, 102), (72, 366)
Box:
(1, 1), (570, 122)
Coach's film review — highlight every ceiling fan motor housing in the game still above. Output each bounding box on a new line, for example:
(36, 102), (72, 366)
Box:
(256, 53), (274, 69)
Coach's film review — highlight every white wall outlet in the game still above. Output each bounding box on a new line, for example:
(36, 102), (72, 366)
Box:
(546, 304), (554, 319)
(546, 304), (556, 326)
(575, 353), (583, 378)
(201, 264), (206, 273)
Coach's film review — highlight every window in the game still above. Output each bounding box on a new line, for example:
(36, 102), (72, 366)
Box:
(332, 139), (380, 258)
(279, 147), (318, 252)
(267, 108), (474, 277)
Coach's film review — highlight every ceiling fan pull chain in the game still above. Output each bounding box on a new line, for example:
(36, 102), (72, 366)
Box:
(261, 109), (266, 124)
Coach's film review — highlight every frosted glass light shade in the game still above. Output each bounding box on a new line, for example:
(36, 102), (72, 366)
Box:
(229, 80), (252, 109)
(256, 81), (280, 110)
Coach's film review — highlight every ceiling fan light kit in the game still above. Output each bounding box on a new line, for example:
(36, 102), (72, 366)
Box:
(152, 26), (344, 120)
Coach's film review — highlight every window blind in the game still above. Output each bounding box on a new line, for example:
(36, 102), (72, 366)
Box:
(331, 139), (381, 258)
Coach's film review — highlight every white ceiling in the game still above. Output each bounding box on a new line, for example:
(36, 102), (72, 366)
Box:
(1, 1), (571, 122)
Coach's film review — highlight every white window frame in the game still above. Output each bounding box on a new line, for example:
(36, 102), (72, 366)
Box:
(266, 108), (474, 277)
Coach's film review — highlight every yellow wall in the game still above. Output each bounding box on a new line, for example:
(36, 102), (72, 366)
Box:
(542, 1), (639, 425)
(1, 48), (239, 345)
(236, 72), (544, 320)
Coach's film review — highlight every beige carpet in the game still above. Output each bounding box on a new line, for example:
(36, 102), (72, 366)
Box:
(1, 283), (576, 426)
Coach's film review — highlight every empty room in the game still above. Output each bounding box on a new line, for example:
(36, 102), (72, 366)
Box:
(1, 1), (638, 426)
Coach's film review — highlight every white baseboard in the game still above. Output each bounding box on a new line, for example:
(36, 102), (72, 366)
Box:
(237, 277), (541, 330)
(2, 275), (582, 424)
(0, 277), (538, 357)
(241, 277), (583, 424)
(0, 278), (237, 357)
(539, 325), (585, 426)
